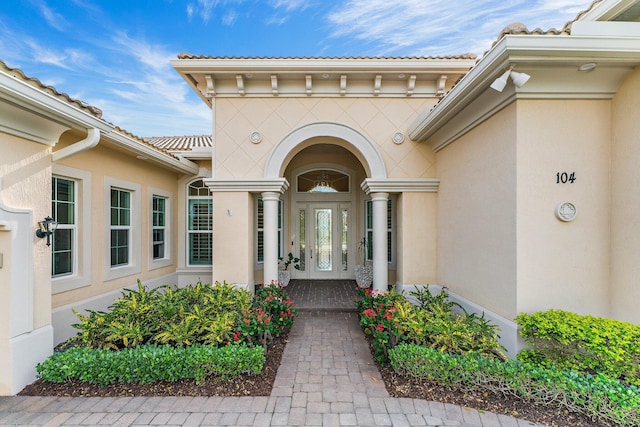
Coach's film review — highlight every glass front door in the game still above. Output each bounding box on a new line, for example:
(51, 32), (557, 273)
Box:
(294, 202), (351, 279)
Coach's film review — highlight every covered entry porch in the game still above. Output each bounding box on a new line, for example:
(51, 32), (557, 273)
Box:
(205, 122), (439, 293)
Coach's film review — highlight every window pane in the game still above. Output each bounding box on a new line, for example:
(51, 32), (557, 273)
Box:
(120, 191), (130, 209)
(189, 200), (212, 230)
(52, 228), (73, 277)
(257, 230), (264, 263)
(111, 229), (129, 266)
(189, 233), (212, 265)
(153, 196), (165, 227)
(299, 209), (305, 271)
(54, 228), (72, 251)
(53, 251), (72, 277)
(342, 209), (348, 271)
(52, 177), (76, 277)
(188, 179), (209, 196)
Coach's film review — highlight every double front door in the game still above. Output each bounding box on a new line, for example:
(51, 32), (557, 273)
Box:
(293, 202), (353, 279)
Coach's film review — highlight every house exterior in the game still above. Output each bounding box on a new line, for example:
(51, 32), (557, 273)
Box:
(1, 0), (639, 395)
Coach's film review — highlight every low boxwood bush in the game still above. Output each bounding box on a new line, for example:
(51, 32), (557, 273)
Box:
(515, 309), (640, 386)
(389, 343), (640, 427)
(37, 343), (265, 385)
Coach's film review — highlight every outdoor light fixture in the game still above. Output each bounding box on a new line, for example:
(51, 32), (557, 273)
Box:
(490, 68), (530, 92)
(36, 216), (58, 247)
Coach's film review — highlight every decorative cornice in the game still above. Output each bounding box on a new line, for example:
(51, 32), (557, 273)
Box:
(361, 178), (440, 194)
(172, 57), (476, 103)
(204, 178), (290, 194)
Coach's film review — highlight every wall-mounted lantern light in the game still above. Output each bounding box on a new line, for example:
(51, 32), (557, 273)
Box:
(36, 216), (58, 246)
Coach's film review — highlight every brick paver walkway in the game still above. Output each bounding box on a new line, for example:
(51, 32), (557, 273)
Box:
(0, 281), (547, 426)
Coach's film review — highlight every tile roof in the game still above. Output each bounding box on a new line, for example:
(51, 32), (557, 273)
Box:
(176, 53), (478, 60)
(144, 135), (212, 151)
(1, 59), (103, 119)
(0, 59), (186, 162)
(490, 0), (604, 48)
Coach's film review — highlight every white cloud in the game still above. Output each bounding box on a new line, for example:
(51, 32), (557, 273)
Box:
(269, 0), (310, 12)
(25, 40), (73, 69)
(326, 0), (591, 56)
(36, 0), (68, 32)
(222, 10), (238, 25)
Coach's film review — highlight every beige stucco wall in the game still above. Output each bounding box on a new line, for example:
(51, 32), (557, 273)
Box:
(51, 133), (182, 308)
(396, 192), (437, 285)
(0, 133), (52, 329)
(516, 99), (611, 318)
(436, 104), (518, 320)
(611, 67), (640, 323)
(212, 192), (254, 287)
(215, 97), (436, 179)
(0, 132), (52, 395)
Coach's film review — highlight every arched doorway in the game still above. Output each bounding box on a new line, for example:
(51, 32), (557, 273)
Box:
(285, 146), (362, 280)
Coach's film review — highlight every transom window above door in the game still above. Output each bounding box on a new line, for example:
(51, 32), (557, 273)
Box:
(297, 169), (350, 193)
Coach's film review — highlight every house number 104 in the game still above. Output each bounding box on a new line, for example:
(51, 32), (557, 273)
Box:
(556, 172), (576, 184)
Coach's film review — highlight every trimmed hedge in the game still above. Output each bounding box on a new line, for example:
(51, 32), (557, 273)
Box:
(389, 344), (640, 426)
(515, 309), (640, 386)
(36, 343), (265, 385)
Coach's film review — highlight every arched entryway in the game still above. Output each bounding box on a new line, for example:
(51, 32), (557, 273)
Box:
(262, 122), (390, 291)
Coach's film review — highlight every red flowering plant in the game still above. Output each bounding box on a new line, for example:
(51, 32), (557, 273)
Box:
(355, 287), (405, 364)
(236, 281), (297, 346)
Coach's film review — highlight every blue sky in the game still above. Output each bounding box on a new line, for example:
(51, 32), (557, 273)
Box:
(0, 0), (593, 137)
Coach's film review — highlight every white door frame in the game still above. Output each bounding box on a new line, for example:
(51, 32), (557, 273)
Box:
(289, 164), (357, 280)
(292, 201), (354, 279)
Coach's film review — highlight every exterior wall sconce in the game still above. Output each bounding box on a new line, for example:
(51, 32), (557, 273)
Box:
(490, 68), (530, 92)
(36, 216), (58, 246)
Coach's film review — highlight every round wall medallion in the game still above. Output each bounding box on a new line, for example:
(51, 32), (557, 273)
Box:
(392, 132), (405, 145)
(250, 131), (262, 144)
(555, 202), (577, 222)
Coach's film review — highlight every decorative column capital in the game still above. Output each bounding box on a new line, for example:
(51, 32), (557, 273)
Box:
(204, 178), (289, 194)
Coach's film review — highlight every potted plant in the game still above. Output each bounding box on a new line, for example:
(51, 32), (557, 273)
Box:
(278, 252), (300, 286)
(355, 237), (373, 288)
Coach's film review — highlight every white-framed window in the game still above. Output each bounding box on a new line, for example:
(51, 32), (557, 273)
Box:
(52, 165), (92, 294)
(110, 187), (131, 267)
(104, 177), (140, 281)
(256, 197), (283, 265)
(187, 179), (212, 266)
(150, 188), (172, 270)
(364, 197), (395, 266)
(52, 176), (76, 277)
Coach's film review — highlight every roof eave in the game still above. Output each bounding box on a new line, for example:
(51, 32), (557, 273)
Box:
(408, 34), (640, 142)
(102, 131), (200, 175)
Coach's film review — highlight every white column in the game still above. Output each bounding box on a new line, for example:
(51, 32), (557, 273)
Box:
(371, 192), (389, 292)
(262, 191), (280, 285)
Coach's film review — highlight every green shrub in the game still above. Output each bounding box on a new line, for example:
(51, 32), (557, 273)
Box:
(237, 283), (298, 344)
(36, 343), (264, 385)
(515, 309), (640, 386)
(254, 283), (298, 336)
(356, 286), (505, 364)
(390, 343), (640, 426)
(73, 281), (252, 349)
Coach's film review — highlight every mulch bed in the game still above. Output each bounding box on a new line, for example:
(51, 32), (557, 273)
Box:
(20, 326), (607, 427)
(377, 363), (604, 427)
(19, 333), (287, 397)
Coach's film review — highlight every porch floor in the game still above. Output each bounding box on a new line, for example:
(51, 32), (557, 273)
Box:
(284, 279), (359, 311)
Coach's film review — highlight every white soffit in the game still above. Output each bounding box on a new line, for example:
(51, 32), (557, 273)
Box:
(408, 34), (640, 144)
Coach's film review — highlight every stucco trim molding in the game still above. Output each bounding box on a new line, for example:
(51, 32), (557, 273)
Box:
(265, 122), (387, 179)
(204, 178), (290, 194)
(361, 178), (440, 194)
